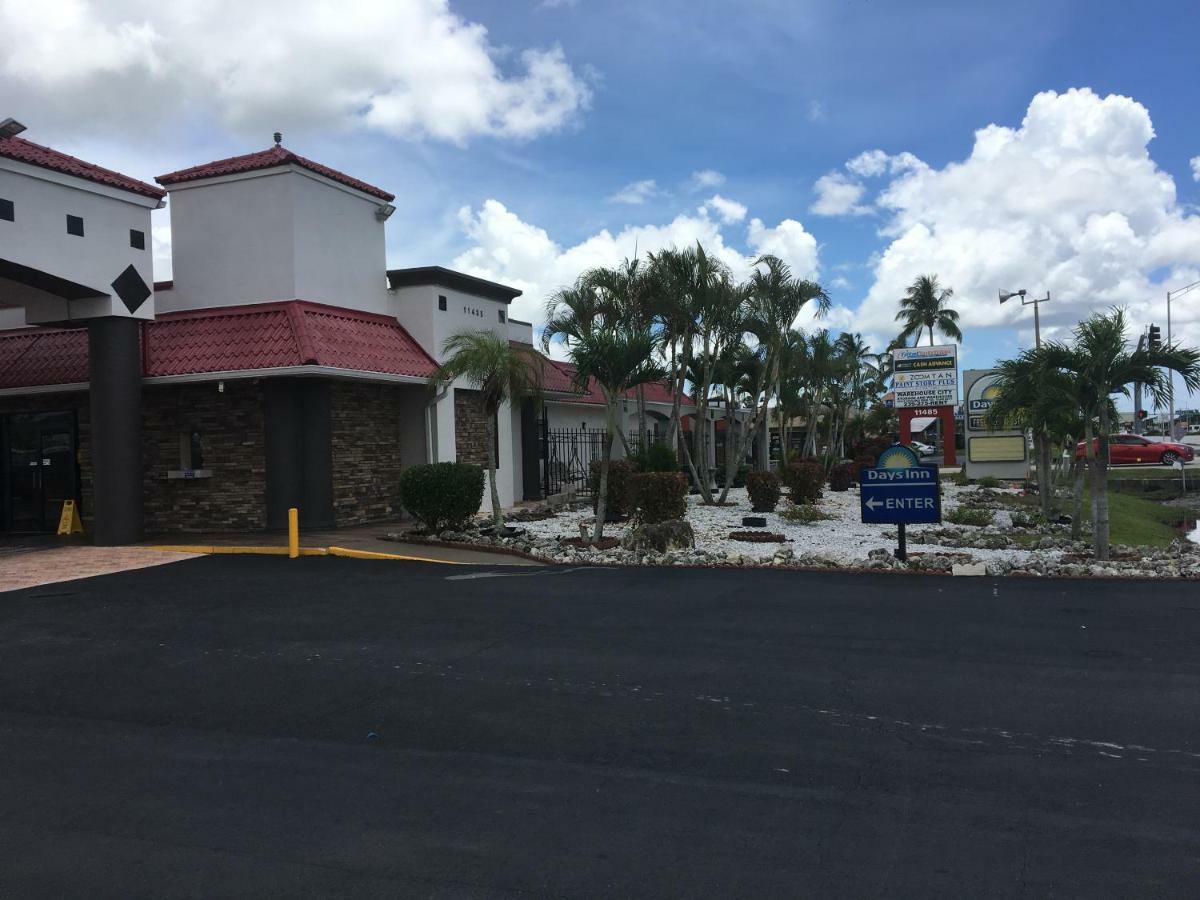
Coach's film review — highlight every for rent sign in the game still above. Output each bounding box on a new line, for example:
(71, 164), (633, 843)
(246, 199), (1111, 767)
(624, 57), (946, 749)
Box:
(892, 344), (959, 409)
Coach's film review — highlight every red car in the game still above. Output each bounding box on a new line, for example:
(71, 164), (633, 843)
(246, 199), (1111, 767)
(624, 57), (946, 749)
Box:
(1075, 433), (1194, 466)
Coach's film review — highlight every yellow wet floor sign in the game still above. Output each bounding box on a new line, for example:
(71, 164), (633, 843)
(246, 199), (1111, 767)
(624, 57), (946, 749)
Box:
(57, 500), (83, 536)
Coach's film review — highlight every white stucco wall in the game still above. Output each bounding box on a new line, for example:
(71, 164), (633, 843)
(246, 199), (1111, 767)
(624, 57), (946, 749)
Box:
(160, 165), (390, 314)
(0, 158), (159, 324)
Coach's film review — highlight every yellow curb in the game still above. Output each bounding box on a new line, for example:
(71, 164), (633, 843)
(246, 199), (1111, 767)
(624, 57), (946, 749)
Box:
(326, 545), (469, 564)
(146, 544), (464, 565)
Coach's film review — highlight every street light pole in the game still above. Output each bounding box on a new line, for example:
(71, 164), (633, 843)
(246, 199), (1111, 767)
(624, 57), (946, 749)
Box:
(1166, 280), (1200, 438)
(998, 289), (1050, 349)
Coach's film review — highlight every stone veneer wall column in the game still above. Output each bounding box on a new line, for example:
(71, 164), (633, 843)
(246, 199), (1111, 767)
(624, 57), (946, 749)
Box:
(453, 388), (494, 467)
(141, 381), (267, 533)
(330, 381), (408, 526)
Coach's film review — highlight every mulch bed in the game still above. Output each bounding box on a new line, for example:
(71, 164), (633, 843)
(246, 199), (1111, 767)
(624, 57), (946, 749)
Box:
(728, 531), (790, 543)
(559, 536), (621, 550)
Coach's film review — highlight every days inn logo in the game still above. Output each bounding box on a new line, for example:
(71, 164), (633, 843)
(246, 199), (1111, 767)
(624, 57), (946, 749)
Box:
(878, 445), (921, 469)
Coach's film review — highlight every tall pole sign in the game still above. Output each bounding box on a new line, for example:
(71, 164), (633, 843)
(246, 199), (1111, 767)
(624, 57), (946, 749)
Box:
(893, 344), (959, 466)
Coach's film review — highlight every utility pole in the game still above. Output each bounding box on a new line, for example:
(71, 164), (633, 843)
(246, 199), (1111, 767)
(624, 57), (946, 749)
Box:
(1166, 281), (1200, 440)
(999, 289), (1050, 349)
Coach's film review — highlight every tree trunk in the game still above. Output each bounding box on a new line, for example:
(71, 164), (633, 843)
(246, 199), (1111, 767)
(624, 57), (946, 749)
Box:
(1035, 432), (1052, 519)
(1071, 454), (1084, 541)
(1094, 408), (1112, 561)
(1083, 417), (1098, 550)
(593, 402), (617, 544)
(637, 385), (647, 454)
(485, 407), (504, 531)
(928, 325), (935, 346)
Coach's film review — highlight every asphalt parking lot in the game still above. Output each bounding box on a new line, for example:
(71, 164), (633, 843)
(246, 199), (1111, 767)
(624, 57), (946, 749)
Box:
(2, 557), (1199, 896)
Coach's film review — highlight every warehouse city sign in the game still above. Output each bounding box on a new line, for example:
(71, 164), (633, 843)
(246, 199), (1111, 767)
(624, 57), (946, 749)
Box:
(892, 344), (959, 409)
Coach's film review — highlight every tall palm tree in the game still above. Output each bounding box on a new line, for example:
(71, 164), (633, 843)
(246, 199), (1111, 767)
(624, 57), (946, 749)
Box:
(1051, 308), (1200, 560)
(896, 274), (962, 347)
(745, 255), (830, 469)
(564, 325), (662, 543)
(430, 331), (543, 531)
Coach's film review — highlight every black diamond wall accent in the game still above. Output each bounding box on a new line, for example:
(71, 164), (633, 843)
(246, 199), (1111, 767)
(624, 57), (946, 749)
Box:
(111, 264), (151, 314)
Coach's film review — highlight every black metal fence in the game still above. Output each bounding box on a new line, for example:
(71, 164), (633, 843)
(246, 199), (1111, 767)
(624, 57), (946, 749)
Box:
(541, 423), (607, 498)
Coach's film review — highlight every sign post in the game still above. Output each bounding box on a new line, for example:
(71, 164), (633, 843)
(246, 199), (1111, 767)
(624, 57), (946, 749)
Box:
(860, 444), (941, 560)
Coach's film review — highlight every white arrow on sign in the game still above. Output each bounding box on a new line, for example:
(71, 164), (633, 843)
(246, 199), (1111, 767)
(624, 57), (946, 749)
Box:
(865, 497), (882, 511)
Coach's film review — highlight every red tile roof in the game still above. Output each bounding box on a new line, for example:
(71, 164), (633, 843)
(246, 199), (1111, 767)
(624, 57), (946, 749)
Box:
(0, 302), (436, 388)
(510, 342), (578, 394)
(548, 360), (693, 409)
(0, 136), (165, 200)
(0, 327), (89, 389)
(156, 145), (395, 201)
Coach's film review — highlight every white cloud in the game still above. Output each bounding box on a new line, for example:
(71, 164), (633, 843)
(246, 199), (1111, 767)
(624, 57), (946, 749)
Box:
(846, 149), (924, 178)
(1192, 155), (1200, 182)
(831, 276), (851, 290)
(608, 179), (660, 205)
(702, 194), (747, 223)
(687, 169), (725, 191)
(807, 100), (826, 123)
(453, 200), (820, 329)
(848, 88), (1200, 353)
(0, 0), (591, 143)
(810, 172), (871, 216)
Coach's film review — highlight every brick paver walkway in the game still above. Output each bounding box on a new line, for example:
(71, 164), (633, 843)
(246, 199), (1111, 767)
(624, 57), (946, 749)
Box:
(0, 546), (201, 593)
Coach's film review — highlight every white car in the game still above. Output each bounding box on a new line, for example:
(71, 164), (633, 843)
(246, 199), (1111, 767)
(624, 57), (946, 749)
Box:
(909, 441), (936, 457)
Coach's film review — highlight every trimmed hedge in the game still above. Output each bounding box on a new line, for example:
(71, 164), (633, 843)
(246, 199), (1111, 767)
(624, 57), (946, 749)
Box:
(744, 471), (781, 512)
(828, 462), (856, 492)
(631, 442), (679, 473)
(629, 472), (688, 523)
(399, 462), (484, 532)
(589, 459), (637, 516)
(780, 461), (824, 503)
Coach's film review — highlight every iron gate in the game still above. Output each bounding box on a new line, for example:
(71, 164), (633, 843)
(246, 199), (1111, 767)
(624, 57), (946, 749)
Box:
(541, 421), (606, 497)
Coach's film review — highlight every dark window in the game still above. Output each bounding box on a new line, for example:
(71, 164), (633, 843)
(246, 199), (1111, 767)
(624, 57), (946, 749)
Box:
(181, 428), (205, 470)
(498, 310), (506, 323)
(0, 198), (12, 221)
(130, 228), (145, 250)
(438, 294), (447, 311)
(66, 214), (84, 236)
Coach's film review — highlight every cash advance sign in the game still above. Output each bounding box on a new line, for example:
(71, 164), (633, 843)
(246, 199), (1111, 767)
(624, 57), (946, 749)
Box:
(892, 344), (959, 409)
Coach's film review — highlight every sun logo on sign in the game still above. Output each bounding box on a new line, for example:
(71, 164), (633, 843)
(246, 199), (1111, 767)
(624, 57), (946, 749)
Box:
(877, 446), (918, 469)
(981, 384), (1002, 401)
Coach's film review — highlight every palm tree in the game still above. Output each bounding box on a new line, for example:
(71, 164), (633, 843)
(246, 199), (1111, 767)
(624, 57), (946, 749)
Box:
(1050, 308), (1200, 560)
(745, 255), (830, 469)
(896, 274), (962, 347)
(563, 325), (662, 543)
(984, 347), (1079, 519)
(430, 331), (543, 531)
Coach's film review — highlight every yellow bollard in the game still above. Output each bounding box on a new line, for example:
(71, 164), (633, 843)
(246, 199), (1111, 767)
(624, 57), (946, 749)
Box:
(288, 507), (299, 559)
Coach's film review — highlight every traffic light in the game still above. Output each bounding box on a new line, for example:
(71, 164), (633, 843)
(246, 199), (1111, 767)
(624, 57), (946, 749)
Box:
(1148, 324), (1162, 351)
(1138, 409), (1148, 420)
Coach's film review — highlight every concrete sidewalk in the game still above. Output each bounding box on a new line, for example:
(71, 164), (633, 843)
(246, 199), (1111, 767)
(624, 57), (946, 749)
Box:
(0, 545), (202, 593)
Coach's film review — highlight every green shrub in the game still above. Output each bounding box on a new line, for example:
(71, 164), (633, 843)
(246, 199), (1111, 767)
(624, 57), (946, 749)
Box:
(589, 459), (637, 516)
(629, 472), (688, 523)
(631, 442), (679, 473)
(399, 462), (484, 532)
(781, 502), (832, 524)
(744, 471), (781, 512)
(828, 462), (856, 492)
(780, 461), (824, 503)
(976, 475), (1000, 489)
(947, 506), (994, 527)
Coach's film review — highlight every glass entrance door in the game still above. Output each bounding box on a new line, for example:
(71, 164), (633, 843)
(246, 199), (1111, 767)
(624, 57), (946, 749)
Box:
(3, 412), (78, 533)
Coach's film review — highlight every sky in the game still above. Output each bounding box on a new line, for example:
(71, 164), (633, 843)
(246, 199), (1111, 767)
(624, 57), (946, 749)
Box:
(3, 0), (1199, 405)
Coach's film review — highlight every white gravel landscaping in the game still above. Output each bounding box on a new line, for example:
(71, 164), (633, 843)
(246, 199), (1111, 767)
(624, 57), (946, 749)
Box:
(518, 484), (1050, 568)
